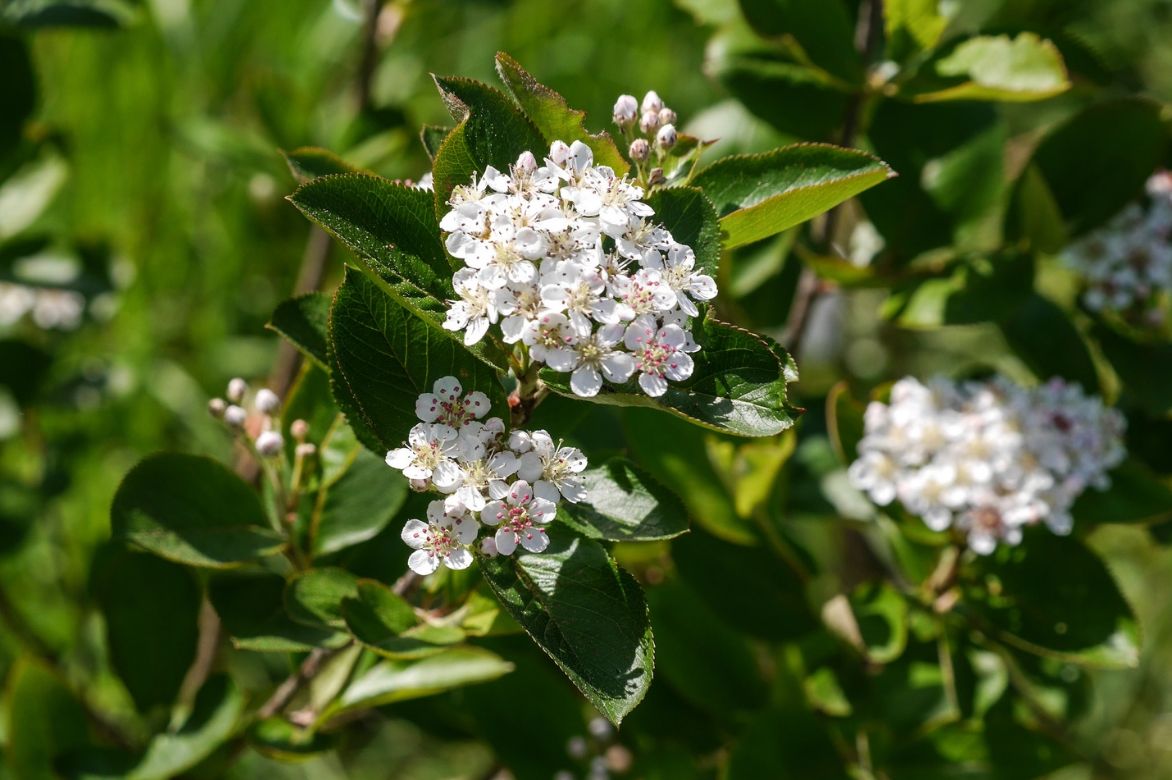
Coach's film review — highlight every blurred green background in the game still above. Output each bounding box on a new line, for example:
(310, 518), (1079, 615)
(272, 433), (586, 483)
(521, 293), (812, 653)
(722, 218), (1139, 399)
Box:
(4, 0), (1172, 777)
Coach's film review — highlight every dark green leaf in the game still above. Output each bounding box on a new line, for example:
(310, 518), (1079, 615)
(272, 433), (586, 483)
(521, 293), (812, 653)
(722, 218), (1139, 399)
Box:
(1072, 460), (1172, 525)
(969, 531), (1140, 668)
(268, 292), (330, 368)
(1094, 324), (1172, 416)
(0, 35), (35, 155)
(543, 315), (799, 438)
(312, 448), (406, 556)
(209, 572), (348, 652)
(826, 381), (866, 466)
(420, 124), (451, 161)
(884, 251), (1034, 327)
(281, 147), (357, 183)
(430, 75), (546, 215)
(249, 718), (335, 762)
(480, 525), (654, 725)
(646, 186), (720, 276)
(726, 706), (851, 780)
(93, 548), (200, 713)
(1008, 98), (1168, 245)
(111, 453), (283, 569)
(329, 269), (506, 452)
(128, 677), (245, 780)
(559, 457), (689, 542)
(2, 1), (130, 29)
(4, 659), (90, 780)
(340, 579), (465, 659)
(493, 52), (628, 174)
(693, 143), (894, 248)
(736, 0), (861, 85)
(284, 567), (361, 630)
(999, 294), (1099, 391)
(329, 647), (514, 715)
(850, 581), (910, 664)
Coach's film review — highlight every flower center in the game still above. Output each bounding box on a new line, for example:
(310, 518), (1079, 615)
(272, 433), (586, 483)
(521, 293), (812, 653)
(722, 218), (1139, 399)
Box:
(413, 440), (445, 469)
(635, 338), (675, 376)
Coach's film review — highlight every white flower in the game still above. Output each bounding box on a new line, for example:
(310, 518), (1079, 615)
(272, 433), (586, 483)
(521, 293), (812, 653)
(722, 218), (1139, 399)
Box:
(540, 263), (620, 335)
(611, 268), (677, 320)
(443, 268), (499, 346)
(414, 375), (491, 429)
(401, 506), (475, 575)
(480, 480), (557, 555)
(641, 243), (718, 317)
(450, 450), (520, 511)
(517, 431), (589, 503)
(623, 316), (694, 397)
(385, 423), (464, 490)
(522, 311), (580, 370)
(566, 324), (635, 397)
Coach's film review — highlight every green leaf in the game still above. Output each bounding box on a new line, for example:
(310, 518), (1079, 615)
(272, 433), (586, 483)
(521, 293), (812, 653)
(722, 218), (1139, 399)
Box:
(281, 146), (357, 183)
(969, 532), (1140, 669)
(329, 647), (513, 715)
(420, 124), (451, 161)
(559, 457), (689, 542)
(646, 579), (768, 717)
(93, 548), (200, 714)
(645, 186), (720, 276)
(885, 0), (947, 61)
(0, 35), (35, 155)
(1008, 98), (1168, 243)
(883, 251), (1034, 327)
(340, 579), (466, 660)
(285, 567), (361, 630)
(906, 33), (1070, 103)
(249, 718), (334, 762)
(672, 527), (818, 640)
(311, 448), (406, 557)
(110, 453), (284, 569)
(1072, 460), (1172, 525)
(543, 315), (799, 438)
(999, 294), (1099, 392)
(826, 381), (866, 466)
(693, 143), (894, 249)
(1, 2), (132, 29)
(480, 525), (654, 726)
(430, 75), (546, 215)
(287, 173), (510, 367)
(493, 52), (628, 174)
(4, 659), (90, 780)
(736, 0), (862, 85)
(128, 677), (245, 780)
(1094, 324), (1172, 416)
(209, 572), (348, 652)
(329, 269), (506, 453)
(850, 581), (910, 664)
(726, 706), (851, 780)
(268, 292), (330, 368)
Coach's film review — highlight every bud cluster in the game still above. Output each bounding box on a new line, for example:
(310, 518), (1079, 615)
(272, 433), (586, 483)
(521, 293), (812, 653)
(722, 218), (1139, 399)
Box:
(440, 141), (716, 398)
(208, 377), (309, 458)
(387, 376), (590, 574)
(1063, 172), (1172, 328)
(613, 90), (678, 165)
(849, 376), (1126, 554)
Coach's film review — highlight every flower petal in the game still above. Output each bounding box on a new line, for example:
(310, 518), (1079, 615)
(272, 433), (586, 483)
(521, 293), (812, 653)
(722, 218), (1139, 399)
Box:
(408, 549), (440, 575)
(400, 519), (430, 549)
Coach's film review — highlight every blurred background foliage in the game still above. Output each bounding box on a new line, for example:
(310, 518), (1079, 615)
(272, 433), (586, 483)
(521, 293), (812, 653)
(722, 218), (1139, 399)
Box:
(4, 0), (1172, 778)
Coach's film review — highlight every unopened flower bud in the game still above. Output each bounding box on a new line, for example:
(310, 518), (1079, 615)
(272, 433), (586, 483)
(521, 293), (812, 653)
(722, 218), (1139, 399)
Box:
(207, 398), (226, 418)
(515, 150), (537, 174)
(409, 478), (430, 492)
(226, 377), (247, 403)
(628, 138), (650, 162)
(255, 430), (283, 457)
(223, 404), (246, 428)
(549, 140), (571, 165)
(641, 90), (663, 114)
(567, 736), (589, 760)
(295, 442), (316, 458)
(588, 716), (614, 740)
(656, 123), (677, 149)
(658, 107), (677, 126)
(290, 418), (310, 441)
(639, 110), (659, 135)
(480, 537), (499, 557)
(254, 388), (279, 414)
(648, 167), (665, 186)
(612, 94), (638, 126)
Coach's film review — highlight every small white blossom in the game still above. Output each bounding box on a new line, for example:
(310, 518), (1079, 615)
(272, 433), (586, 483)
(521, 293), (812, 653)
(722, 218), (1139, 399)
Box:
(385, 423), (464, 490)
(517, 431), (589, 503)
(481, 479), (558, 555)
(401, 505), (475, 576)
(623, 316), (694, 397)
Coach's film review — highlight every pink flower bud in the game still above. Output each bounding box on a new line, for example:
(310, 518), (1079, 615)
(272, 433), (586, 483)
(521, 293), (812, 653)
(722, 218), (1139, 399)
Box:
(226, 377), (247, 403)
(255, 430), (283, 456)
(641, 90), (663, 114)
(612, 94), (638, 126)
(628, 138), (650, 162)
(639, 110), (659, 135)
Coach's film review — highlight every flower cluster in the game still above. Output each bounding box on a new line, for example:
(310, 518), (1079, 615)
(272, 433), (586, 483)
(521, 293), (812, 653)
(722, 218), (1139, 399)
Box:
(208, 377), (311, 459)
(848, 375), (1126, 554)
(387, 376), (589, 575)
(1063, 171), (1172, 326)
(0, 282), (85, 331)
(439, 140), (716, 398)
